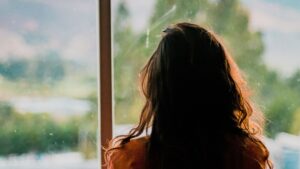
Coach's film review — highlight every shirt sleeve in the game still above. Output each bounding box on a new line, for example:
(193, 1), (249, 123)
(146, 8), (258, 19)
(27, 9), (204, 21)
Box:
(107, 149), (130, 169)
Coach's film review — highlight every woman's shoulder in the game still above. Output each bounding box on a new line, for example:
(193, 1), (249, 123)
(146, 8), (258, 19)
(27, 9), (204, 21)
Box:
(225, 134), (269, 169)
(125, 136), (149, 149)
(107, 136), (149, 169)
(118, 136), (149, 155)
(244, 137), (269, 167)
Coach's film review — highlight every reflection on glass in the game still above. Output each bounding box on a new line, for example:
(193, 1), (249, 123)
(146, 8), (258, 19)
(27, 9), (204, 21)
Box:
(0, 0), (99, 169)
(112, 0), (300, 168)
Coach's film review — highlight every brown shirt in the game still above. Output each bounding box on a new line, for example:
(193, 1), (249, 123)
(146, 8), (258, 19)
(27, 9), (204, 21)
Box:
(107, 136), (268, 169)
(108, 137), (148, 169)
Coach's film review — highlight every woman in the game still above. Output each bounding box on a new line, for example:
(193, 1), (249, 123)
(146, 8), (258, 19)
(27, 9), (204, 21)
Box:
(106, 22), (272, 169)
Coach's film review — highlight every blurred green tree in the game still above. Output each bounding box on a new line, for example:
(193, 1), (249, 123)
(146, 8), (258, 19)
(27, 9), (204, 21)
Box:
(0, 102), (79, 155)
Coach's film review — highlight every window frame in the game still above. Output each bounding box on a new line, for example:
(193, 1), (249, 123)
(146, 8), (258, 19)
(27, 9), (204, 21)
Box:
(99, 0), (113, 168)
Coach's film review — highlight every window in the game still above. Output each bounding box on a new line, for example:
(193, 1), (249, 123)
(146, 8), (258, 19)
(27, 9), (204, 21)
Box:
(112, 0), (300, 168)
(1, 0), (299, 169)
(0, 0), (99, 169)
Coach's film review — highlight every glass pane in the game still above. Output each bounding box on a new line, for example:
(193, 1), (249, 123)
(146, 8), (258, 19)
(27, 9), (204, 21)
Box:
(112, 0), (300, 168)
(0, 0), (99, 169)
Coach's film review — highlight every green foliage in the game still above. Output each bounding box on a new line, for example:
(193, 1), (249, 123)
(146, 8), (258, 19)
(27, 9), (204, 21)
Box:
(265, 94), (298, 137)
(0, 102), (79, 155)
(290, 108), (300, 135)
(78, 93), (98, 159)
(113, 0), (300, 138)
(288, 70), (300, 96)
(113, 2), (147, 123)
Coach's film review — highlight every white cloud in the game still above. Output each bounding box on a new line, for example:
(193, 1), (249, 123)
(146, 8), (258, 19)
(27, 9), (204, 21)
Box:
(62, 34), (96, 60)
(0, 29), (36, 59)
(244, 0), (300, 33)
(126, 0), (156, 32)
(0, 28), (96, 62)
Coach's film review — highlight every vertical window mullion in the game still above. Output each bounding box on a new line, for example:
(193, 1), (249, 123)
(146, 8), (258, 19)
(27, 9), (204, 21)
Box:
(99, 0), (113, 168)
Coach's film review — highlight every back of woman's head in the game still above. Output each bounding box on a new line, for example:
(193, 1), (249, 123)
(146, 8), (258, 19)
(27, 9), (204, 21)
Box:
(108, 22), (271, 169)
(143, 23), (249, 135)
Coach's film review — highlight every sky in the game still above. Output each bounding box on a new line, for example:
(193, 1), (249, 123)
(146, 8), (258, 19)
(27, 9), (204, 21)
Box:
(0, 0), (299, 76)
(242, 0), (300, 76)
(0, 0), (98, 64)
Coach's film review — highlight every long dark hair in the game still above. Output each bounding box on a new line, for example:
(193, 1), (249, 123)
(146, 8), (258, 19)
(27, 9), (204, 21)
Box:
(106, 22), (272, 169)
